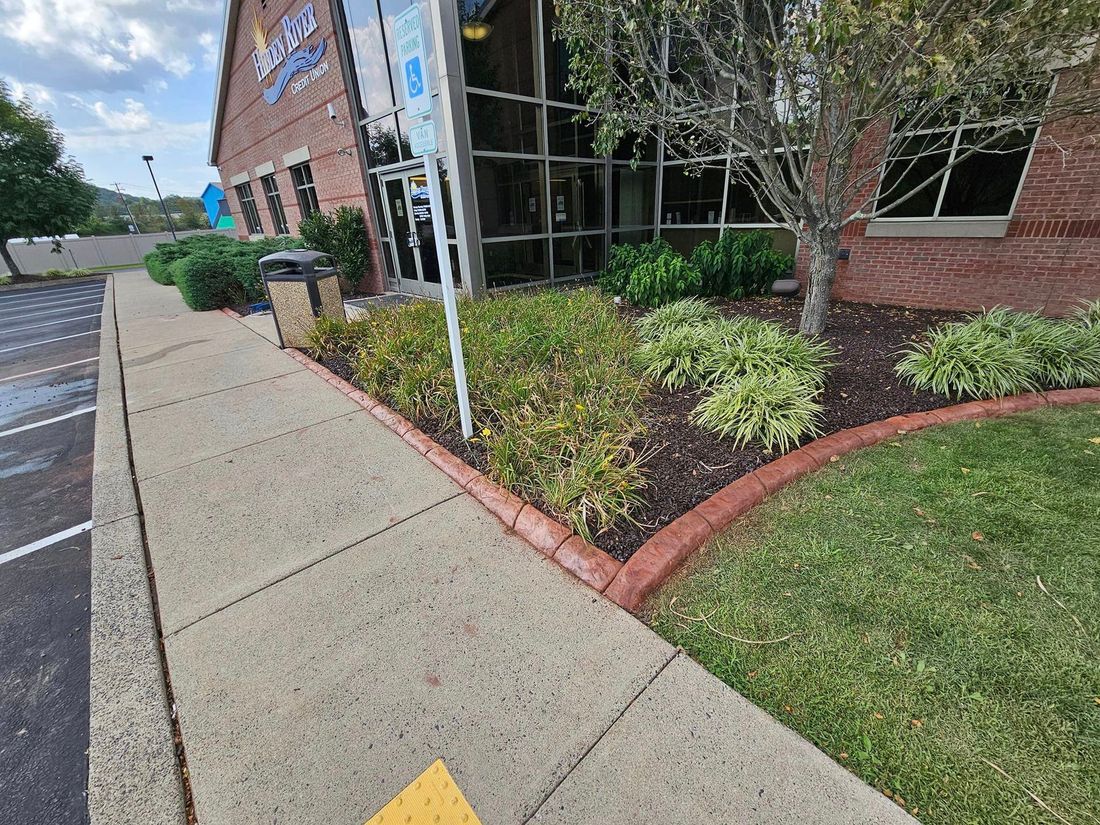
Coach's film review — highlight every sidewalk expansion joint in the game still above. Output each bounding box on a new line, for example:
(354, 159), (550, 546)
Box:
(128, 366), (303, 415)
(521, 647), (680, 823)
(162, 490), (465, 639)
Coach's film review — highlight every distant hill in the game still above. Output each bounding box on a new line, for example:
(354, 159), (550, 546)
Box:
(81, 186), (211, 235)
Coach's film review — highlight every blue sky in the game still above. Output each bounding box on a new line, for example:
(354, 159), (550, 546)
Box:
(0, 0), (225, 199)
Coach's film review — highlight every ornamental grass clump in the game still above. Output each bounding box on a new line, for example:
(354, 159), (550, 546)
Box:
(306, 288), (647, 541)
(633, 324), (716, 389)
(691, 373), (824, 452)
(1069, 298), (1100, 329)
(634, 296), (719, 341)
(701, 318), (834, 390)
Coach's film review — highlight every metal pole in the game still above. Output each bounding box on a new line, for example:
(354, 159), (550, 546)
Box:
(113, 183), (140, 234)
(142, 156), (177, 241)
(424, 151), (473, 439)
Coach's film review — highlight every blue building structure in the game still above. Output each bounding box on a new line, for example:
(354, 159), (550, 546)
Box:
(200, 183), (235, 230)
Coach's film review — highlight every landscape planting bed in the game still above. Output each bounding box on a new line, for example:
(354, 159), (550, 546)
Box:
(315, 298), (966, 561)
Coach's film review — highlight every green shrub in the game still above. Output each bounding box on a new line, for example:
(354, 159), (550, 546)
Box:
(1069, 298), (1100, 329)
(0, 274), (11, 286)
(307, 289), (647, 540)
(599, 237), (672, 295)
(634, 297), (719, 341)
(634, 324), (716, 389)
(691, 229), (793, 298)
(144, 233), (235, 285)
(172, 253), (246, 311)
(1007, 314), (1100, 388)
(896, 320), (1039, 399)
(625, 249), (701, 308)
(299, 205), (372, 291)
(41, 267), (92, 279)
(692, 372), (824, 452)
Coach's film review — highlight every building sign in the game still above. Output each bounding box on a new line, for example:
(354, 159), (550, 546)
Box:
(251, 3), (328, 105)
(408, 121), (437, 157)
(394, 6), (432, 119)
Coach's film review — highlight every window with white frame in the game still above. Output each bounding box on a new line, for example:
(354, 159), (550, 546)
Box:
(290, 162), (320, 218)
(261, 174), (289, 235)
(235, 182), (263, 235)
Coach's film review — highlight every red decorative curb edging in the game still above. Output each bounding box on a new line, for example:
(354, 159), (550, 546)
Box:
(220, 307), (245, 319)
(603, 387), (1100, 612)
(279, 347), (623, 592)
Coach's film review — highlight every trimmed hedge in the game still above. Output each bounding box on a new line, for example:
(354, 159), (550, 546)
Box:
(172, 252), (248, 311)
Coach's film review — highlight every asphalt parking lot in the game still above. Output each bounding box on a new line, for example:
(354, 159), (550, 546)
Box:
(0, 279), (106, 824)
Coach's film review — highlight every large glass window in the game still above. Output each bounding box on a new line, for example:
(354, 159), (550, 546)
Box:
(879, 126), (1036, 218)
(236, 182), (263, 235)
(661, 164), (725, 225)
(541, 0), (577, 103)
(725, 178), (772, 224)
(552, 234), (604, 280)
(547, 107), (597, 158)
(291, 163), (320, 218)
(612, 166), (656, 228)
(363, 116), (401, 168)
(341, 0), (393, 116)
(459, 0), (538, 96)
(379, 0), (437, 97)
(261, 174), (289, 235)
(483, 238), (548, 288)
(473, 158), (545, 237)
(549, 163), (603, 232)
(468, 94), (542, 154)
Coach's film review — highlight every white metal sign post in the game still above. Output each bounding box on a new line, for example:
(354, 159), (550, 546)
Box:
(394, 4), (473, 440)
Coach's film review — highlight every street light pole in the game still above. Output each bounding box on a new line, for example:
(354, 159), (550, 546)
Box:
(141, 154), (177, 241)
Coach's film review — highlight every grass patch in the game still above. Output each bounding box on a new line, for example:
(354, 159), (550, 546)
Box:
(651, 405), (1100, 824)
(0, 274), (11, 286)
(308, 289), (648, 539)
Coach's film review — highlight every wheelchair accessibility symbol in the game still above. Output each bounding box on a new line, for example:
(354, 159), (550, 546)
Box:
(405, 56), (424, 98)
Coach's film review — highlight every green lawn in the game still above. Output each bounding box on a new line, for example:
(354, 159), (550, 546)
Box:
(651, 405), (1100, 824)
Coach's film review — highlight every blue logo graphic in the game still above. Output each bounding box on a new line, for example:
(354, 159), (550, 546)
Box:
(263, 39), (327, 105)
(405, 56), (424, 98)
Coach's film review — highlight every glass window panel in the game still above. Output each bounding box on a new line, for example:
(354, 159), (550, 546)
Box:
(459, 0), (538, 96)
(612, 229), (654, 246)
(659, 227), (719, 256)
(364, 115), (401, 168)
(261, 174), (290, 235)
(661, 164), (725, 225)
(552, 234), (604, 281)
(370, 175), (389, 237)
(468, 94), (542, 154)
(379, 0), (437, 100)
(473, 157), (545, 237)
(341, 0), (394, 116)
(940, 127), (1035, 217)
(448, 243), (462, 288)
(382, 243), (397, 281)
(483, 238), (548, 288)
(547, 106), (597, 158)
(878, 131), (955, 217)
(541, 0), (577, 103)
(549, 162), (603, 233)
(612, 166), (655, 228)
(612, 132), (658, 163)
(725, 178), (771, 224)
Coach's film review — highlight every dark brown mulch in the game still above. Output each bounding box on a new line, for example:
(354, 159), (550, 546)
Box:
(317, 298), (968, 562)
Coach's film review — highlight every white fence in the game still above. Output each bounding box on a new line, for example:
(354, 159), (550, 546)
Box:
(4, 229), (237, 275)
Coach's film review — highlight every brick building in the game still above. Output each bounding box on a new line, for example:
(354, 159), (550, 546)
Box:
(209, 0), (1100, 312)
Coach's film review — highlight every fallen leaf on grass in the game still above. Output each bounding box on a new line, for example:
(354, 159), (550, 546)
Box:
(914, 506), (925, 516)
(873, 712), (884, 720)
(972, 531), (984, 542)
(960, 467), (971, 474)
(1088, 437), (1100, 445)
(910, 719), (923, 728)
(964, 555), (982, 570)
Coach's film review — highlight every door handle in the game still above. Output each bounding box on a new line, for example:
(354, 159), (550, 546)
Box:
(406, 231), (420, 248)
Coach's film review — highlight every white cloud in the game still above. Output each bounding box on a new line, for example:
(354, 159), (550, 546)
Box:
(5, 77), (53, 104)
(198, 30), (219, 69)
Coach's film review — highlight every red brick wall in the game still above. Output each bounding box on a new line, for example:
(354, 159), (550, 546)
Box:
(212, 0), (384, 292)
(795, 117), (1100, 316)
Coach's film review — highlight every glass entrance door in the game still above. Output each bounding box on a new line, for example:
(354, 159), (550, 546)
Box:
(380, 169), (443, 298)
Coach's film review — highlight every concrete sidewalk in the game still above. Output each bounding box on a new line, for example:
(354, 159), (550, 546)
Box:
(101, 270), (913, 824)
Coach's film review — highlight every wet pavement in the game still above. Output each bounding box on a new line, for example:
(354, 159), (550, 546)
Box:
(0, 280), (105, 825)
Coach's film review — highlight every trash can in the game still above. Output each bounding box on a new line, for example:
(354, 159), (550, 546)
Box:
(258, 250), (346, 348)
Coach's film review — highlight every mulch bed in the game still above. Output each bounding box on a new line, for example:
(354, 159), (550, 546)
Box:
(316, 298), (967, 562)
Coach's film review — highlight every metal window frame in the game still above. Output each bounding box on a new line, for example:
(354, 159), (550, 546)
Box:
(235, 181), (264, 235)
(260, 174), (290, 235)
(290, 162), (320, 218)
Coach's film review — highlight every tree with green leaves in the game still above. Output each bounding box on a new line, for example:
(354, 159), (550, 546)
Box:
(556, 0), (1100, 333)
(0, 82), (96, 279)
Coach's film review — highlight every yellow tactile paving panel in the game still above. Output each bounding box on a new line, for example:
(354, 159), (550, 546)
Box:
(364, 759), (482, 825)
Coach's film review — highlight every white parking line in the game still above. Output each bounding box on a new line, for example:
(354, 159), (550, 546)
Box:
(0, 520), (95, 566)
(0, 357), (99, 384)
(0, 291), (106, 312)
(2, 314), (101, 334)
(0, 406), (96, 440)
(0, 283), (105, 302)
(0, 329), (99, 354)
(0, 301), (103, 320)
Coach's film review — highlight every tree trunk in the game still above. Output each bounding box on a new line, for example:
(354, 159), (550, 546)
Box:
(0, 241), (23, 281)
(799, 227), (841, 335)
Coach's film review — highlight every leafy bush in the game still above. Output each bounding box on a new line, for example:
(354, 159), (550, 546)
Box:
(1069, 298), (1100, 329)
(41, 267), (92, 279)
(299, 205), (372, 291)
(896, 320), (1039, 399)
(634, 296), (719, 341)
(307, 289), (648, 540)
(691, 229), (793, 298)
(598, 237), (672, 295)
(144, 233), (235, 285)
(625, 249), (701, 308)
(0, 274), (11, 286)
(172, 252), (247, 311)
(634, 325), (716, 389)
(692, 373), (824, 452)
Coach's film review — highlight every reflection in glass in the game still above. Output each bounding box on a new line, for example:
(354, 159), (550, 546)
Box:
(612, 131), (658, 163)
(541, 0), (577, 103)
(468, 94), (542, 154)
(552, 234), (604, 280)
(341, 0), (393, 116)
(612, 166), (656, 227)
(940, 128), (1035, 217)
(364, 116), (401, 168)
(483, 238), (548, 288)
(459, 0), (538, 96)
(878, 131), (955, 217)
(659, 227), (719, 256)
(612, 229), (654, 246)
(384, 177), (417, 282)
(549, 163), (604, 232)
(661, 163), (725, 224)
(547, 107), (597, 158)
(407, 173), (441, 283)
(725, 178), (771, 224)
(379, 0), (437, 98)
(473, 157), (545, 237)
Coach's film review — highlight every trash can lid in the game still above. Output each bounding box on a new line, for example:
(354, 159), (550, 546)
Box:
(258, 249), (332, 266)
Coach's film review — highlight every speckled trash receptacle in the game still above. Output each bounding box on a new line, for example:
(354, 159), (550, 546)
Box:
(258, 250), (346, 349)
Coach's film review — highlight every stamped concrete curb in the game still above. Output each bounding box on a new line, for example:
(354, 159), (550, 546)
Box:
(91, 277), (187, 824)
(603, 387), (1100, 612)
(278, 347), (624, 592)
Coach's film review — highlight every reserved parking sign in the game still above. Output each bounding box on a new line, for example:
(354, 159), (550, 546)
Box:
(394, 6), (432, 119)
